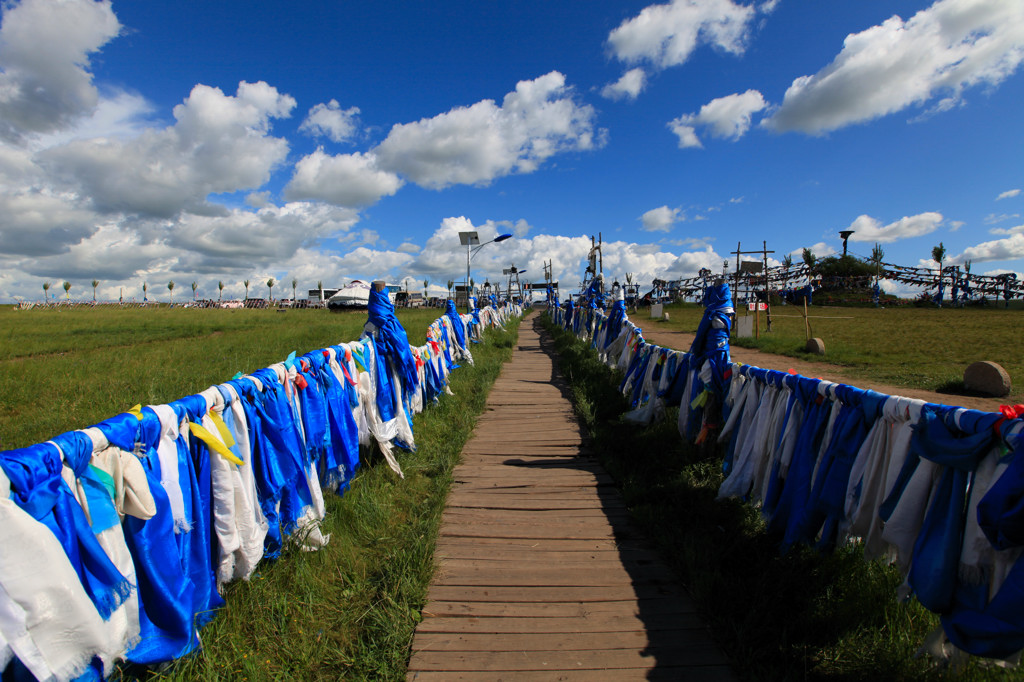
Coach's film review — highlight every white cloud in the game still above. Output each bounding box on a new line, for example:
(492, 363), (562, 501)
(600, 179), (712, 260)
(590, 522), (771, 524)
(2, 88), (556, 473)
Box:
(0, 0), (121, 142)
(729, 196), (744, 203)
(990, 223), (1024, 236)
(40, 81), (295, 217)
(640, 205), (682, 231)
(299, 99), (361, 143)
(396, 242), (421, 254)
(373, 71), (603, 189)
(952, 233), (1024, 263)
(607, 0), (756, 69)
(845, 212), (944, 243)
(668, 89), (767, 148)
(984, 212), (1020, 224)
(765, 0), (1024, 134)
(0, 188), (98, 255)
(997, 188), (1021, 200)
(169, 202), (361, 271)
(601, 68), (647, 101)
(284, 149), (403, 207)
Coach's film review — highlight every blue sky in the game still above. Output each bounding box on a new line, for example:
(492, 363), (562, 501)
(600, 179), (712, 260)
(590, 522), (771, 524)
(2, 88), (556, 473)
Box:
(1, 0), (1022, 302)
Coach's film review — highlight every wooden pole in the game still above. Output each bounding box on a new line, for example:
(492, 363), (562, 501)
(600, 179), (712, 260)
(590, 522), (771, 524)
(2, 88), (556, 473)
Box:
(803, 297), (810, 341)
(372, 280), (386, 292)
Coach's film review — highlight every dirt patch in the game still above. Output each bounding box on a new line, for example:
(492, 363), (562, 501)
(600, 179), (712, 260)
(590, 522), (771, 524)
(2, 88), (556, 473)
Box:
(640, 328), (1008, 414)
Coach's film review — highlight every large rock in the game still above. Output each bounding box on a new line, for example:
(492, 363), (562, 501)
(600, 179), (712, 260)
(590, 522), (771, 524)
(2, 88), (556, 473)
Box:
(963, 361), (1011, 397)
(806, 337), (825, 355)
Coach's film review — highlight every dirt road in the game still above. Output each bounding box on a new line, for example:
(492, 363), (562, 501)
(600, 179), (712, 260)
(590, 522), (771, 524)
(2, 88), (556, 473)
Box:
(638, 328), (1008, 414)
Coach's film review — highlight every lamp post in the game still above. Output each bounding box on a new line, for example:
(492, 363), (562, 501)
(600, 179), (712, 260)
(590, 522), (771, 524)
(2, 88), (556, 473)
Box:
(459, 231), (512, 311)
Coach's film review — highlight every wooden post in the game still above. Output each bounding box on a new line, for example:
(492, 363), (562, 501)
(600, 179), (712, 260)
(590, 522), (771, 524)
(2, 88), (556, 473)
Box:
(755, 303), (760, 339)
(803, 297), (810, 341)
(372, 280), (386, 292)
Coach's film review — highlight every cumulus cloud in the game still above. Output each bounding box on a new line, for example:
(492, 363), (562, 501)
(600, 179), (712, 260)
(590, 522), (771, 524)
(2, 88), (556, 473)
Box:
(765, 0), (1024, 134)
(373, 71), (603, 189)
(601, 68), (647, 101)
(989, 223), (1024, 236)
(997, 188), (1021, 200)
(0, 189), (98, 256)
(668, 89), (767, 148)
(607, 0), (756, 69)
(952, 233), (1024, 263)
(0, 0), (121, 142)
(845, 212), (944, 243)
(41, 81), (295, 217)
(284, 149), (403, 207)
(396, 242), (421, 254)
(169, 202), (361, 270)
(299, 99), (361, 143)
(640, 205), (682, 231)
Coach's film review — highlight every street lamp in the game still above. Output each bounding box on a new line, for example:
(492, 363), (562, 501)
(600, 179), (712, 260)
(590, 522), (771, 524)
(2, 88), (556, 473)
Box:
(459, 231), (512, 310)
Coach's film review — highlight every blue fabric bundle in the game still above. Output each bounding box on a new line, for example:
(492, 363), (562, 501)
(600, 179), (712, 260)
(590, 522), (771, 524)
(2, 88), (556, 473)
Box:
(1, 439), (132, 621)
(367, 287), (419, 396)
(445, 299), (467, 350)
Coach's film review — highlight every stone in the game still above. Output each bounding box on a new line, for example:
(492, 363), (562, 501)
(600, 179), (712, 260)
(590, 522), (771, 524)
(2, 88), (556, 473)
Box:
(806, 337), (825, 355)
(663, 312), (670, 321)
(964, 361), (1011, 397)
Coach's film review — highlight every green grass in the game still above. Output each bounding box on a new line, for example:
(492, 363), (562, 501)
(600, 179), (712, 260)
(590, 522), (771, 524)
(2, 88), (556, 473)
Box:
(0, 306), (444, 451)
(643, 302), (1024, 402)
(542, 314), (1017, 681)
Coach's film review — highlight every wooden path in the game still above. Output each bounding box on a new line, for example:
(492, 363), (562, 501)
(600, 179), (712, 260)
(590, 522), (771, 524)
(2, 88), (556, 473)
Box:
(407, 315), (734, 681)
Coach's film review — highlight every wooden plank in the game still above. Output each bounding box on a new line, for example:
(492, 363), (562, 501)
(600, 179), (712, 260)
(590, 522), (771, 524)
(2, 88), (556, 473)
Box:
(408, 668), (736, 682)
(425, 584), (683, 603)
(432, 564), (677, 588)
(407, 643), (729, 671)
(421, 597), (696, 619)
(412, 629), (706, 652)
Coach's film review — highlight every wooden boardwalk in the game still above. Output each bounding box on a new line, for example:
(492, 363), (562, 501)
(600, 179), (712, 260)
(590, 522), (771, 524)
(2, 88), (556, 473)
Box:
(407, 315), (734, 681)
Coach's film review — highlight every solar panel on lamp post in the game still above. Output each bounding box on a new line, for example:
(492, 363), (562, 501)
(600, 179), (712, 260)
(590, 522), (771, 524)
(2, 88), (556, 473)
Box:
(459, 231), (512, 311)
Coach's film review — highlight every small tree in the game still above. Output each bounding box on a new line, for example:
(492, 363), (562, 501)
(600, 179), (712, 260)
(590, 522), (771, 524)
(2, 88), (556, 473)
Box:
(423, 278), (429, 298)
(871, 243), (885, 279)
(317, 279), (324, 304)
(218, 280), (224, 301)
(447, 279), (453, 298)
(142, 282), (148, 301)
(63, 281), (71, 299)
(167, 281), (175, 304)
(932, 242), (946, 307)
(191, 281), (198, 300)
(782, 254), (792, 269)
(243, 279), (250, 300)
(291, 277), (297, 303)
(801, 247), (816, 273)
(43, 281), (51, 303)
(91, 279), (99, 302)
(267, 278), (275, 301)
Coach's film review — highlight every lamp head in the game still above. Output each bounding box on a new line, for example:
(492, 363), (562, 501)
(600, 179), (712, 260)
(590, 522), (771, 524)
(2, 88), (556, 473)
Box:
(494, 233), (513, 243)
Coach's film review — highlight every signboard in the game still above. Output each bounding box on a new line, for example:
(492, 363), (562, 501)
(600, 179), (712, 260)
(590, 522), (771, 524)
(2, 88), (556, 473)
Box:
(747, 302), (768, 311)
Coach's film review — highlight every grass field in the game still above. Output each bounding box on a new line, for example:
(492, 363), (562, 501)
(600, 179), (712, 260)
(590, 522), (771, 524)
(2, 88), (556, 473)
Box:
(645, 301), (1023, 402)
(0, 305), (449, 451)
(1, 304), (517, 680)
